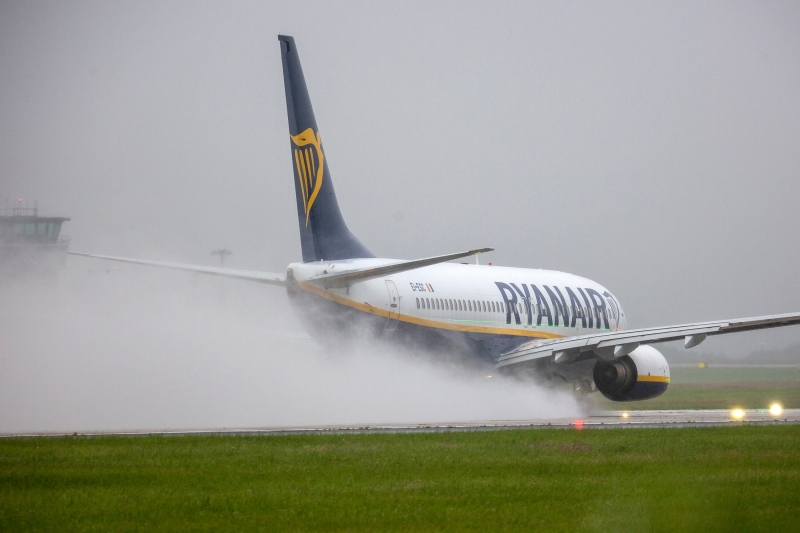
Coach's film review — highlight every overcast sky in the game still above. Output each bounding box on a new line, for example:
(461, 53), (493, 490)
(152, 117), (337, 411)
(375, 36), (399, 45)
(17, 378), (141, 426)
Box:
(2, 1), (800, 430)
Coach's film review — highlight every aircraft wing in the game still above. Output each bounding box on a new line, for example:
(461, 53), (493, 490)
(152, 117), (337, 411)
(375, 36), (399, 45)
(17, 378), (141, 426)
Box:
(306, 248), (493, 289)
(495, 312), (800, 368)
(68, 252), (286, 287)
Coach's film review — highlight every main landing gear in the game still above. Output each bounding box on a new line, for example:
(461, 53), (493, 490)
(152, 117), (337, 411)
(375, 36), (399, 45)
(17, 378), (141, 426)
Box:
(573, 379), (596, 395)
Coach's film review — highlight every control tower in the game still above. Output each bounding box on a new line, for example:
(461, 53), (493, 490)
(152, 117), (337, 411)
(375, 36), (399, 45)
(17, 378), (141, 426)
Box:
(0, 201), (71, 275)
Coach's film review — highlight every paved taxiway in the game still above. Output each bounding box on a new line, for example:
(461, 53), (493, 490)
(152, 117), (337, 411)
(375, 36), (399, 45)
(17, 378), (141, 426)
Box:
(3, 409), (799, 438)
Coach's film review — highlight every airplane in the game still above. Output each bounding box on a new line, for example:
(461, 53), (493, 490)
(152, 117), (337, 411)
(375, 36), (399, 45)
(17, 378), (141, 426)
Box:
(70, 35), (800, 402)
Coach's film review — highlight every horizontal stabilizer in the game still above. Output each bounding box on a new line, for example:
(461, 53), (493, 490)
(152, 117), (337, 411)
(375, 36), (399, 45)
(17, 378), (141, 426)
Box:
(68, 252), (286, 287)
(308, 248), (493, 289)
(496, 311), (800, 368)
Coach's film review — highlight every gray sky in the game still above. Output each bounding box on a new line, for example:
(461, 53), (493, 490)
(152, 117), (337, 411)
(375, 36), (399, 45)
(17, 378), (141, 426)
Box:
(2, 1), (800, 380)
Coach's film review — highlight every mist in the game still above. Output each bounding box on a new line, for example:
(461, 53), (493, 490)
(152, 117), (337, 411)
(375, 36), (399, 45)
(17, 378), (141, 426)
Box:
(0, 266), (580, 433)
(2, 2), (800, 431)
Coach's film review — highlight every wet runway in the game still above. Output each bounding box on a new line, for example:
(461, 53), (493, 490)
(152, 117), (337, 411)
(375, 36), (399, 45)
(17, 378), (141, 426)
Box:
(3, 409), (799, 438)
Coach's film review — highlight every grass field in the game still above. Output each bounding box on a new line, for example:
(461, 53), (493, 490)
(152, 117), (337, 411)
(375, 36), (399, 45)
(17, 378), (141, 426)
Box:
(593, 366), (800, 411)
(2, 425), (800, 532)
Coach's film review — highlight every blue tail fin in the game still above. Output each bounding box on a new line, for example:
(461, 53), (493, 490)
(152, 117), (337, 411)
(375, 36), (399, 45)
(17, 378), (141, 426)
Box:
(278, 35), (374, 263)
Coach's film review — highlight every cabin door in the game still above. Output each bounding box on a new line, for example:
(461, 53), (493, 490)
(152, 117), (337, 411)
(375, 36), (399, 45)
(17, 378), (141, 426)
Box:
(385, 280), (400, 330)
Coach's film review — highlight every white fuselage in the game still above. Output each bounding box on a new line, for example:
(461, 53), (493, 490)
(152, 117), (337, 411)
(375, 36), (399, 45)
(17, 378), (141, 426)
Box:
(287, 258), (627, 361)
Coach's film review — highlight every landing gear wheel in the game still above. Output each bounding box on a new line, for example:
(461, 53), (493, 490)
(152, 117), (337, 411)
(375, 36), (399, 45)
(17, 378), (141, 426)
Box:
(573, 379), (595, 395)
(572, 379), (599, 414)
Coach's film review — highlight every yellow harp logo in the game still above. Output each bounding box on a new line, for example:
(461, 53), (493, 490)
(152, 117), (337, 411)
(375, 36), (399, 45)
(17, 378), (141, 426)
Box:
(291, 128), (324, 227)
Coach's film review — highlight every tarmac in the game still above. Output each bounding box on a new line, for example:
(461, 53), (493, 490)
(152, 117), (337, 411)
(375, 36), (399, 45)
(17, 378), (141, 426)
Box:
(2, 409), (799, 438)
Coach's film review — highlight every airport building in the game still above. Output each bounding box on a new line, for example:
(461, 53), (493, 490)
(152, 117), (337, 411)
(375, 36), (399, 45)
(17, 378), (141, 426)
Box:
(0, 203), (70, 275)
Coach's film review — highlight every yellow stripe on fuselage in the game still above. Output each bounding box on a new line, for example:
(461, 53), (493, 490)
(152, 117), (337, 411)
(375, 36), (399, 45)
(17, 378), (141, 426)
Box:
(296, 280), (564, 339)
(637, 375), (670, 383)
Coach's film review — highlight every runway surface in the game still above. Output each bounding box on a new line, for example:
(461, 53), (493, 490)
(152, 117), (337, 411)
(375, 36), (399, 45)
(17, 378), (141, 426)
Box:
(3, 409), (799, 438)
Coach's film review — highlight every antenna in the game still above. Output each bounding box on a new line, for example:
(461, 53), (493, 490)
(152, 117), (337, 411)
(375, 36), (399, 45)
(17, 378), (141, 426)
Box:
(210, 249), (232, 268)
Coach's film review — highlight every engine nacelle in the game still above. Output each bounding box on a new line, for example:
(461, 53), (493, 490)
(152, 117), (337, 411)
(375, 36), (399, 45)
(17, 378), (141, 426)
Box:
(592, 345), (670, 402)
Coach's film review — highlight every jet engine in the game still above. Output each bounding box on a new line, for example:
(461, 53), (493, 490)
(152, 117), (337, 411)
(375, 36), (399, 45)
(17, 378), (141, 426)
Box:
(592, 345), (670, 401)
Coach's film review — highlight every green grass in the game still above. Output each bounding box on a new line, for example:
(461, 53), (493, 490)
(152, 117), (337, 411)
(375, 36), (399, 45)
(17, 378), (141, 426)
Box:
(668, 366), (800, 385)
(2, 426), (800, 532)
(594, 383), (800, 411)
(592, 366), (800, 411)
